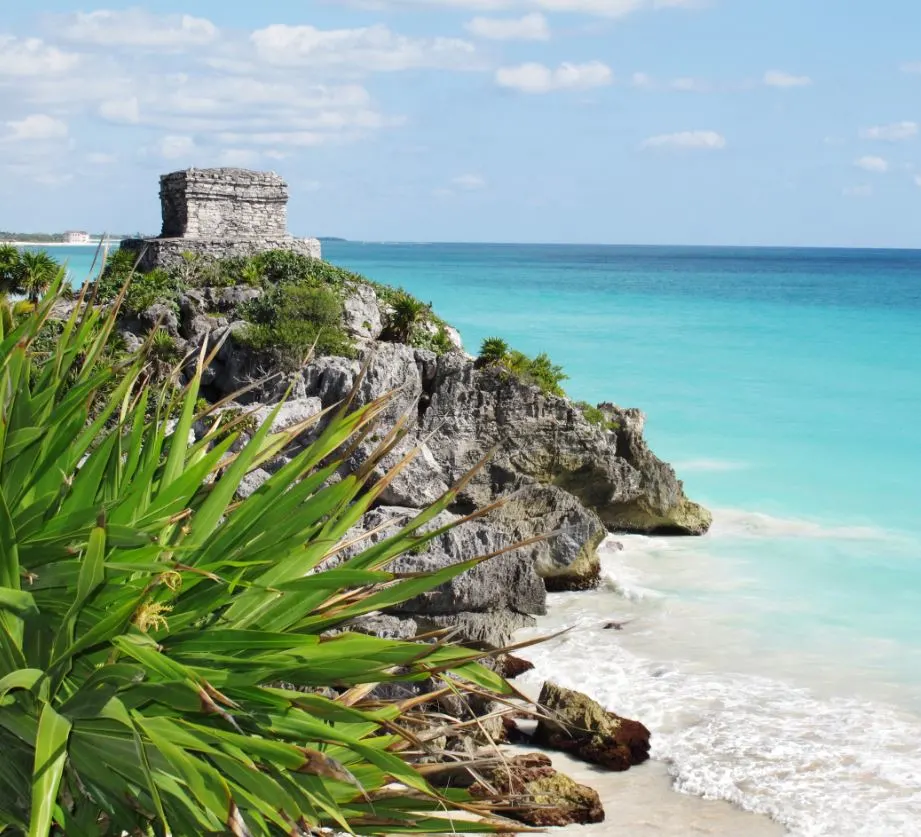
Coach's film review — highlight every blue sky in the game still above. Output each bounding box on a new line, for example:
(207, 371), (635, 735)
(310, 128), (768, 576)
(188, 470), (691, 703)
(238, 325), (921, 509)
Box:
(2, 1), (921, 246)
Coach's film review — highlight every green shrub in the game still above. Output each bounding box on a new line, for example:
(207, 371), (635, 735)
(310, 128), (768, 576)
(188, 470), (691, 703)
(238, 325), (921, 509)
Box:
(525, 352), (568, 397)
(0, 277), (524, 836)
(576, 400), (620, 431)
(241, 283), (354, 365)
(410, 322), (455, 355)
(252, 249), (358, 291)
(478, 337), (509, 366)
(123, 268), (181, 316)
(482, 345), (568, 398)
(98, 249), (180, 313)
(383, 291), (431, 343)
(97, 248), (140, 301)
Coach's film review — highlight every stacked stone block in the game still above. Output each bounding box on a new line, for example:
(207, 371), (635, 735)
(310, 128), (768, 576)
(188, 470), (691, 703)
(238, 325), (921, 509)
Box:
(120, 167), (321, 271)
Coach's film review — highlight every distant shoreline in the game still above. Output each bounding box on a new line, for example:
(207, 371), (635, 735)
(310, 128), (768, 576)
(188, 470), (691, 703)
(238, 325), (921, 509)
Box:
(5, 241), (112, 248)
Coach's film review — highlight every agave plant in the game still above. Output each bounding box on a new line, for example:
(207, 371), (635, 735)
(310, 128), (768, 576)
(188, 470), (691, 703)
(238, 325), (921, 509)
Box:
(0, 277), (528, 836)
(385, 293), (430, 343)
(478, 338), (509, 367)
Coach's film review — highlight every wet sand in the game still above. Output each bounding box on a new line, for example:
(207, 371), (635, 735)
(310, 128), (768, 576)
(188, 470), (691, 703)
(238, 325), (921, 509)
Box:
(539, 750), (786, 836)
(506, 680), (786, 836)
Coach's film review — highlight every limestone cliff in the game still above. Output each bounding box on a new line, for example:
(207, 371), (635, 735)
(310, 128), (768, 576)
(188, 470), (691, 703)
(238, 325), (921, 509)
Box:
(112, 268), (712, 647)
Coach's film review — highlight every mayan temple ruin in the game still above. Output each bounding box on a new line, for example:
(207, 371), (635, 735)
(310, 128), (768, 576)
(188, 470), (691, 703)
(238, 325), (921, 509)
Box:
(120, 168), (321, 270)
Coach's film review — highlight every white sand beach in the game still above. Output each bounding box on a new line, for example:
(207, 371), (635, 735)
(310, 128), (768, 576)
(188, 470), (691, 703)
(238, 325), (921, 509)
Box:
(542, 751), (786, 836)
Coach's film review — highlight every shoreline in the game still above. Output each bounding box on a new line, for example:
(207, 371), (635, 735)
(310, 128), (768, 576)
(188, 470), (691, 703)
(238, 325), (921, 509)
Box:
(5, 241), (110, 248)
(512, 665), (787, 836)
(516, 530), (921, 836)
(546, 752), (786, 836)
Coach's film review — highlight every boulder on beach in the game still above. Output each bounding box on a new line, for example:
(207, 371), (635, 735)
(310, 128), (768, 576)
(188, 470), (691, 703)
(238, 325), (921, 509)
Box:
(471, 752), (605, 827)
(501, 654), (536, 679)
(534, 681), (651, 771)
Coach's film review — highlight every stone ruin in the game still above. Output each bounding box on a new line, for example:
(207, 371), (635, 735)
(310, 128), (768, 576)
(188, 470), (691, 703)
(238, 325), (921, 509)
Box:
(120, 168), (321, 271)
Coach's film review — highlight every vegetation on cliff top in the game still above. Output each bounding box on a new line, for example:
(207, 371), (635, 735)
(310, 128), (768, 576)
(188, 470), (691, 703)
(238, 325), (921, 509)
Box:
(476, 335), (568, 398)
(13, 246), (609, 428)
(0, 273), (528, 835)
(98, 248), (457, 361)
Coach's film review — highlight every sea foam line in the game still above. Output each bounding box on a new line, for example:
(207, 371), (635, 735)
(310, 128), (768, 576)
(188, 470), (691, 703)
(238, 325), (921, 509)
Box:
(517, 625), (921, 837)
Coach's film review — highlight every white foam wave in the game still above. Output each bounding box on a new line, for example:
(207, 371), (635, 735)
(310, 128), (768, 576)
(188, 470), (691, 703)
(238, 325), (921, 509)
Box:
(709, 508), (895, 541)
(517, 629), (921, 836)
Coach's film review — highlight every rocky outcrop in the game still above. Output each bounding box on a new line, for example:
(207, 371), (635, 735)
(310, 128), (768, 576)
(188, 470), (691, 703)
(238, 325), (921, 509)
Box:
(117, 259), (711, 647)
(421, 352), (711, 537)
(534, 682), (651, 771)
(596, 404), (712, 535)
(334, 506), (545, 648)
(471, 752), (605, 827)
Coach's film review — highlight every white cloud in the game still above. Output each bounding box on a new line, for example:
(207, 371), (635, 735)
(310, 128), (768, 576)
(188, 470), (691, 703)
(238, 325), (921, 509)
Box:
(452, 173), (487, 190)
(843, 185), (873, 198)
(901, 62), (921, 74)
(86, 75), (396, 145)
(630, 72), (709, 92)
(358, 0), (702, 18)
(641, 130), (726, 150)
(0, 36), (79, 76)
(764, 70), (812, 88)
(154, 135), (196, 160)
(465, 13), (550, 40)
(631, 71), (654, 88)
(215, 131), (328, 147)
(99, 97), (141, 125)
(216, 148), (265, 167)
(914, 175), (921, 188)
(86, 152), (117, 165)
(33, 172), (74, 187)
(3, 15), (438, 171)
(854, 155), (889, 173)
(52, 10), (218, 50)
(251, 24), (478, 71)
(495, 61), (612, 93)
(859, 121), (918, 142)
(2, 114), (69, 142)
(670, 76), (708, 91)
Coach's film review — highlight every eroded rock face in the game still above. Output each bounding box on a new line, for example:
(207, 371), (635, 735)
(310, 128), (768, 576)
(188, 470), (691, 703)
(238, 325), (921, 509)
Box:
(422, 354), (711, 537)
(597, 404), (712, 534)
(334, 506), (545, 648)
(342, 284), (383, 341)
(534, 681), (651, 771)
(120, 262), (711, 639)
(471, 752), (605, 827)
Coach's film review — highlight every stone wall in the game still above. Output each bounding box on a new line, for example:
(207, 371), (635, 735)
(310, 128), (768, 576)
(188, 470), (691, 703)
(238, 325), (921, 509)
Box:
(160, 168), (289, 239)
(120, 167), (322, 270)
(121, 236), (322, 273)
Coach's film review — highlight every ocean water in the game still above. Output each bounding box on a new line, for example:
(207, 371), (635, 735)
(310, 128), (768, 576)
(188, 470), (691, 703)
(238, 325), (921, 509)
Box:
(319, 243), (921, 836)
(35, 240), (921, 834)
(14, 243), (109, 287)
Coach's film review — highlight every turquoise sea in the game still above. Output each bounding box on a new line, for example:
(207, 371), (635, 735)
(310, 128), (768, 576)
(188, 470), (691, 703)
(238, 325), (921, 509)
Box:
(42, 242), (921, 834)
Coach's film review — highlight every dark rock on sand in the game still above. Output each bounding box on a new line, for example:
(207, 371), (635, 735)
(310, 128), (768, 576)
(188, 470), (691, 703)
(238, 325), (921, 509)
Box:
(472, 752), (605, 827)
(534, 681), (651, 771)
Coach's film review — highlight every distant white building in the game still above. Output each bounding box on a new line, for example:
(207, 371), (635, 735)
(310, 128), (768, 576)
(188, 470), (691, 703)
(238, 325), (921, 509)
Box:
(63, 230), (90, 244)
